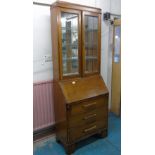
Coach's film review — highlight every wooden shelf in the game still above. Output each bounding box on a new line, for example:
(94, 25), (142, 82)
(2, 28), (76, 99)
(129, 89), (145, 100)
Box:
(85, 56), (98, 60)
(63, 57), (78, 61)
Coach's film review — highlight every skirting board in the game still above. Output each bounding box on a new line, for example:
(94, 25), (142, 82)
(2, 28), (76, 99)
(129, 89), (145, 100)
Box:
(33, 124), (56, 141)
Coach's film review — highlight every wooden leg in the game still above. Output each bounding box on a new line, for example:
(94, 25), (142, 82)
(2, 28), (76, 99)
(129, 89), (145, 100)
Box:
(56, 137), (61, 143)
(98, 129), (108, 138)
(55, 137), (75, 154)
(64, 143), (75, 155)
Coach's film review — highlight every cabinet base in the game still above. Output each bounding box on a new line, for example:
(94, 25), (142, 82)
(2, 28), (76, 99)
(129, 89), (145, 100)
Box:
(56, 129), (108, 154)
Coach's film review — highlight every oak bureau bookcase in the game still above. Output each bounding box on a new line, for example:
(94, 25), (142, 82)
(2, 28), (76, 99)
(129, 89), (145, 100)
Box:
(50, 1), (109, 154)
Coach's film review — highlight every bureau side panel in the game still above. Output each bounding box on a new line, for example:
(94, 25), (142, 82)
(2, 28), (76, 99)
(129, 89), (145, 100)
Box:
(53, 81), (67, 143)
(50, 7), (60, 80)
(51, 6), (68, 145)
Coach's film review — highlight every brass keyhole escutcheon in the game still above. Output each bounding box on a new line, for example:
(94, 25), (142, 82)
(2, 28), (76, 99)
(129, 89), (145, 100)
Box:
(72, 81), (76, 85)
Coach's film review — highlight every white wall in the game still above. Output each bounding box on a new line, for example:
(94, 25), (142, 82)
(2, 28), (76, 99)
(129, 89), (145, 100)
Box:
(110, 0), (121, 15)
(33, 5), (53, 82)
(33, 0), (121, 106)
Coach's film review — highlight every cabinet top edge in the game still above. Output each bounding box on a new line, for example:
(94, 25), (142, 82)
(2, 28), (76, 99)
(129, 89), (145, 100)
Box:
(50, 1), (102, 14)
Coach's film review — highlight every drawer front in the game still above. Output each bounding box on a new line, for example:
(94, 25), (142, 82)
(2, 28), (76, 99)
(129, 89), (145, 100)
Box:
(70, 96), (107, 116)
(69, 120), (106, 142)
(69, 107), (108, 128)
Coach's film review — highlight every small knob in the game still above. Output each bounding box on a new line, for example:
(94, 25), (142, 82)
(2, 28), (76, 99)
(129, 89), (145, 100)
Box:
(72, 81), (76, 85)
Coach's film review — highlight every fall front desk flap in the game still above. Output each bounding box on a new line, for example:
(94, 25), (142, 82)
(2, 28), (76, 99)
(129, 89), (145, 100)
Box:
(59, 75), (108, 103)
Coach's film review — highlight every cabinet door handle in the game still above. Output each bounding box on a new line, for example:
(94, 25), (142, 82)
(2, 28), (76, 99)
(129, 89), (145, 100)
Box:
(83, 114), (97, 120)
(84, 125), (97, 133)
(83, 102), (97, 108)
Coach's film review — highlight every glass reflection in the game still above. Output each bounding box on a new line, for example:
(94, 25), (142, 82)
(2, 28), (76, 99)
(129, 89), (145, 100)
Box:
(84, 15), (98, 73)
(114, 26), (121, 63)
(61, 12), (79, 76)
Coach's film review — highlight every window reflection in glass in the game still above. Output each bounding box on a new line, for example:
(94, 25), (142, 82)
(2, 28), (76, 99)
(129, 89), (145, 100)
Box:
(84, 15), (98, 73)
(61, 12), (79, 76)
(114, 26), (121, 63)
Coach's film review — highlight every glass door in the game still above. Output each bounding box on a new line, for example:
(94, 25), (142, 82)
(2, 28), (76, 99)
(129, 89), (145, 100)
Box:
(59, 8), (81, 79)
(82, 12), (101, 75)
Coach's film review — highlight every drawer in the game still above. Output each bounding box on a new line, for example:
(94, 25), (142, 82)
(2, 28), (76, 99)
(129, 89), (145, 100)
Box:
(69, 120), (106, 142)
(69, 107), (108, 128)
(70, 96), (108, 116)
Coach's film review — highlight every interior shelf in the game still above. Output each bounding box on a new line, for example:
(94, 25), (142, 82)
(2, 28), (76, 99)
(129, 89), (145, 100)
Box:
(63, 57), (78, 61)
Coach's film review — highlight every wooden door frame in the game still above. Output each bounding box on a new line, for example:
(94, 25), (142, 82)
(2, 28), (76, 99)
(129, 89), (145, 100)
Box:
(111, 18), (121, 116)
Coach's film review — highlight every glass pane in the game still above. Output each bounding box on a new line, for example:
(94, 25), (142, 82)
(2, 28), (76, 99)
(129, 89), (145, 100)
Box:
(114, 26), (121, 63)
(84, 15), (98, 73)
(61, 12), (79, 76)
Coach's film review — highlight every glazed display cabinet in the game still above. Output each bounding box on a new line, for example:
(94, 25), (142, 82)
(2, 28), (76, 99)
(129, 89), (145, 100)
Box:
(50, 1), (109, 154)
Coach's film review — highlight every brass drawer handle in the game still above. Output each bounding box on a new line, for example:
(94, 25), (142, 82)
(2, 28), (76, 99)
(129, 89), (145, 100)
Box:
(84, 125), (97, 133)
(83, 114), (97, 120)
(83, 102), (97, 108)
